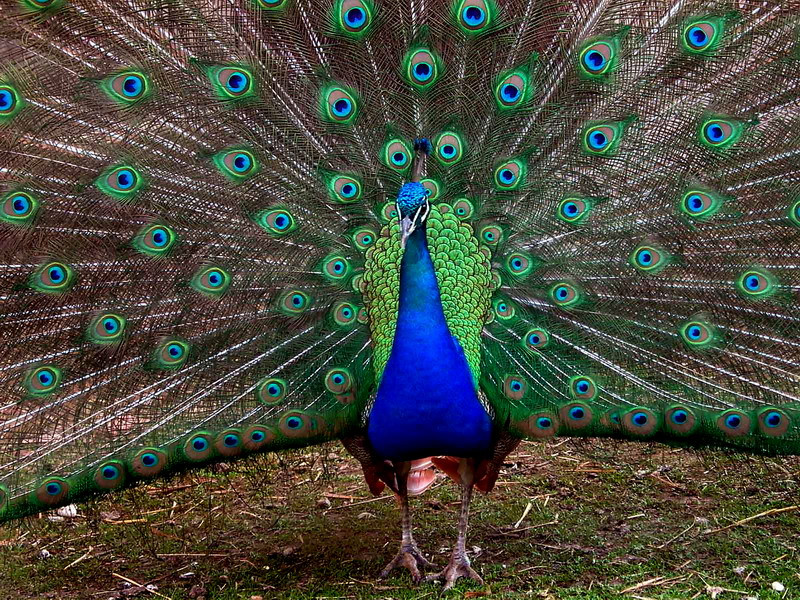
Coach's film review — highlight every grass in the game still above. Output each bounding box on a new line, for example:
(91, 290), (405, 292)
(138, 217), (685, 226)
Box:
(0, 439), (798, 599)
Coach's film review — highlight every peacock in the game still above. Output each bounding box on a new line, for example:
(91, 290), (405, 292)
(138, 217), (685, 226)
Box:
(1, 0), (799, 590)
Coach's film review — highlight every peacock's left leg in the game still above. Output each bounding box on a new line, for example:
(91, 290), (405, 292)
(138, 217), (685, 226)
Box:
(380, 461), (437, 583)
(426, 458), (484, 590)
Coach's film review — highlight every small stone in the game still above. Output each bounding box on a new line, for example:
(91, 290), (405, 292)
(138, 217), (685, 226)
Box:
(251, 596), (264, 600)
(316, 496), (331, 509)
(56, 504), (78, 518)
(771, 582), (785, 592)
(38, 549), (51, 559)
(146, 584), (158, 592)
(179, 572), (195, 579)
(733, 566), (746, 575)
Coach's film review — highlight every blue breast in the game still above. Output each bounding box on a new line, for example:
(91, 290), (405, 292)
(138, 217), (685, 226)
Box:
(367, 226), (493, 462)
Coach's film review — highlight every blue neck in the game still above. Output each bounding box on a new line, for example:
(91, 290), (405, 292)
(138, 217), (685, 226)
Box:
(366, 225), (493, 461)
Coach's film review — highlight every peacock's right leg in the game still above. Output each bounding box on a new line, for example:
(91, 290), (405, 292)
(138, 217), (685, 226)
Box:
(379, 461), (436, 583)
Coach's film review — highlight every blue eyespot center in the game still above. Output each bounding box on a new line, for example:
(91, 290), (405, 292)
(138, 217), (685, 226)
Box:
(499, 168), (515, 183)
(48, 266), (64, 283)
(38, 370), (53, 385)
(116, 169), (134, 189)
(510, 380), (522, 391)
(332, 374), (345, 384)
(12, 195), (30, 214)
(501, 83), (519, 102)
(141, 453), (158, 467)
(589, 130), (608, 149)
(564, 202), (578, 216)
(192, 437), (208, 451)
(569, 406), (585, 420)
(577, 381), (589, 393)
(529, 334), (540, 345)
(333, 98), (351, 116)
(287, 416), (302, 429)
(224, 434), (239, 447)
(537, 417), (552, 429)
(341, 183), (356, 197)
(556, 286), (568, 299)
(233, 153), (251, 172)
(632, 412), (648, 426)
(251, 430), (265, 442)
(688, 195), (703, 211)
(167, 344), (183, 358)
(672, 410), (688, 424)
(392, 152), (407, 166)
(705, 123), (724, 142)
(725, 414), (742, 429)
(46, 482), (62, 495)
(152, 229), (167, 246)
(688, 26), (708, 47)
(345, 7), (365, 27)
(414, 62), (432, 81)
(463, 6), (485, 26)
(687, 325), (702, 340)
(584, 50), (606, 70)
(122, 76), (142, 97)
(0, 90), (12, 110)
(226, 72), (248, 93)
(267, 384), (281, 396)
(102, 466), (119, 479)
(765, 411), (782, 427)
(745, 275), (760, 290)
(103, 318), (118, 333)
(291, 294), (304, 306)
(441, 144), (456, 157)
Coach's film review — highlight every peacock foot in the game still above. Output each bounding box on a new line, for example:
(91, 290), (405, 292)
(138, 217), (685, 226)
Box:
(379, 543), (437, 584)
(425, 552), (484, 591)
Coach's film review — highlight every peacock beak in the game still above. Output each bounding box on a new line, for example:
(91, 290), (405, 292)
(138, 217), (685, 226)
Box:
(399, 201), (430, 249)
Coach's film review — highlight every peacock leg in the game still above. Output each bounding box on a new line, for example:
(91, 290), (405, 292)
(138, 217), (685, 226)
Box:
(426, 458), (484, 590)
(379, 461), (436, 583)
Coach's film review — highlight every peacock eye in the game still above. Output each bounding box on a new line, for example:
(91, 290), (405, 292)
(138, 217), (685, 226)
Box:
(680, 189), (723, 220)
(98, 165), (144, 199)
(279, 289), (311, 314)
(106, 71), (150, 103)
(407, 49), (438, 86)
(30, 261), (75, 293)
(580, 42), (613, 74)
(434, 132), (464, 165)
(557, 197), (590, 223)
(321, 254), (352, 281)
(700, 117), (742, 149)
(452, 198), (474, 219)
(257, 208), (297, 237)
(257, 377), (287, 404)
(737, 269), (776, 298)
(550, 281), (582, 307)
(523, 327), (550, 351)
(585, 126), (614, 152)
(494, 159), (524, 190)
(331, 175), (362, 203)
(337, 0), (373, 35)
(25, 365), (63, 395)
(323, 85), (358, 123)
(192, 266), (231, 296)
(89, 313), (126, 344)
(0, 85), (21, 117)
(456, 0), (492, 32)
(155, 340), (189, 369)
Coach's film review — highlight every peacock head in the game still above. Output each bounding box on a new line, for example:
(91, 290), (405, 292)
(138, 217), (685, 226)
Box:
(397, 181), (431, 248)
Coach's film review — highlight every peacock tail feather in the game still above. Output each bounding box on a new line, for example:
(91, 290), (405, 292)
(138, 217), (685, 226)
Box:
(1, 0), (799, 521)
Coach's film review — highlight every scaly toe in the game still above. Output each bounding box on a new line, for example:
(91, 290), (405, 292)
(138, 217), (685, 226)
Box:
(425, 554), (484, 591)
(379, 543), (436, 584)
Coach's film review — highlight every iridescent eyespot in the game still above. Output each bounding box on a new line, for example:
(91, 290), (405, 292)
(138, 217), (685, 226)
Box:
(505, 251), (535, 279)
(560, 402), (593, 429)
(244, 425), (275, 451)
(379, 201), (399, 223)
(257, 377), (287, 405)
(329, 175), (362, 203)
(434, 132), (464, 165)
(480, 224), (503, 246)
(630, 244), (669, 273)
(493, 297), (516, 320)
(404, 48), (440, 88)
(679, 318), (716, 349)
(665, 406), (698, 435)
(192, 266), (231, 296)
(279, 411), (318, 437)
(94, 461), (126, 490)
(154, 340), (189, 369)
(788, 198), (800, 228)
(97, 165), (144, 199)
(682, 18), (723, 54)
(351, 227), (377, 251)
(503, 375), (527, 400)
(420, 178), (441, 201)
(213, 148), (259, 180)
(209, 66), (255, 100)
(331, 301), (358, 327)
(452, 198), (474, 219)
(0, 84), (23, 120)
(494, 159), (524, 190)
(322, 84), (358, 124)
(184, 433), (214, 461)
(737, 268), (776, 299)
(621, 408), (659, 436)
(582, 119), (631, 155)
(30, 261), (76, 294)
(88, 313), (126, 344)
(569, 376), (597, 400)
(132, 448), (167, 476)
(584, 126), (613, 152)
(382, 139), (412, 172)
(255, 0), (287, 8)
(549, 281), (582, 307)
(680, 189), (723, 220)
(133, 223), (178, 256)
(455, 0), (493, 33)
(325, 368), (353, 394)
(580, 42), (614, 75)
(215, 430), (243, 456)
(321, 254), (352, 281)
(335, 0), (373, 36)
(494, 68), (529, 109)
(1, 191), (39, 225)
(699, 117), (743, 149)
(523, 327), (550, 351)
(35, 477), (69, 505)
(104, 71), (150, 104)
(256, 208), (297, 236)
(557, 197), (591, 224)
(757, 408), (790, 436)
(278, 289), (311, 314)
(24, 365), (63, 396)
(716, 410), (751, 437)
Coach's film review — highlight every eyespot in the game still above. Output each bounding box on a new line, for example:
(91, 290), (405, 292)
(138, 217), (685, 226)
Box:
(321, 254), (352, 281)
(559, 402), (593, 429)
(155, 340), (189, 369)
(622, 408), (659, 436)
(0, 84), (22, 119)
(420, 178), (441, 201)
(382, 139), (412, 171)
(215, 429), (243, 457)
(24, 365), (63, 396)
(664, 406), (698, 435)
(494, 160), (524, 190)
(584, 126), (614, 153)
(97, 165), (144, 199)
(210, 66), (255, 99)
(257, 377), (287, 405)
(323, 85), (358, 123)
(380, 201), (399, 222)
(30, 261), (75, 294)
(213, 148), (258, 180)
(630, 244), (668, 273)
(523, 327), (550, 352)
(106, 71), (150, 103)
(405, 49), (440, 88)
(94, 461), (126, 490)
(134, 224), (178, 256)
(682, 19), (722, 54)
(757, 408), (790, 436)
(2, 191), (39, 225)
(331, 301), (358, 327)
(330, 175), (362, 203)
(325, 368), (353, 394)
(88, 313), (126, 344)
(493, 297), (516, 320)
(337, 0), (373, 35)
(501, 375), (527, 400)
(569, 376), (597, 400)
(434, 132), (464, 165)
(243, 425), (275, 451)
(505, 251), (535, 279)
(737, 268), (776, 299)
(279, 289), (311, 314)
(22, 0), (62, 10)
(255, 0), (287, 8)
(192, 266), (231, 296)
(456, 0), (492, 32)
(716, 410), (751, 437)
(579, 42), (614, 75)
(132, 448), (167, 477)
(516, 412), (559, 439)
(351, 227), (377, 252)
(452, 198), (474, 219)
(480, 224), (503, 247)
(256, 208), (297, 236)
(679, 318), (716, 348)
(184, 432), (214, 461)
(557, 197), (590, 224)
(495, 72), (527, 109)
(549, 281), (582, 307)
(35, 477), (69, 506)
(700, 117), (742, 149)
(680, 190), (723, 219)
(788, 198), (800, 228)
